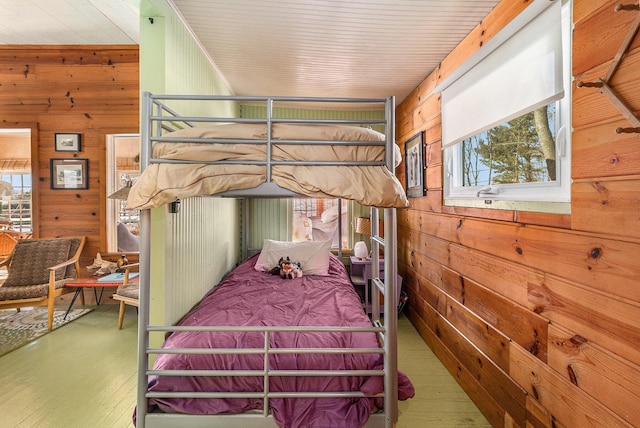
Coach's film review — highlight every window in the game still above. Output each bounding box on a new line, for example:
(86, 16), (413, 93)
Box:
(291, 198), (349, 249)
(437, 0), (571, 213)
(0, 173), (31, 233)
(0, 128), (32, 233)
(106, 134), (140, 252)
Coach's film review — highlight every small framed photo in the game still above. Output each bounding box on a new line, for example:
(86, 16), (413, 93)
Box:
(55, 133), (82, 152)
(50, 158), (89, 190)
(404, 131), (426, 198)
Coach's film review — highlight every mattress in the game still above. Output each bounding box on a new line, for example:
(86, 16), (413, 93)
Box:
(143, 254), (414, 428)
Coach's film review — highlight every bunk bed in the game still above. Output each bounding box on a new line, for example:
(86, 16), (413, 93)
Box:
(129, 93), (413, 428)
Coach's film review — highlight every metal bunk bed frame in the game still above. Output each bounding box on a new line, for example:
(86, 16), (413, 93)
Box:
(135, 92), (399, 428)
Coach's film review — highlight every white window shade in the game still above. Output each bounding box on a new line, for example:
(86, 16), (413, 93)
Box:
(438, 0), (563, 149)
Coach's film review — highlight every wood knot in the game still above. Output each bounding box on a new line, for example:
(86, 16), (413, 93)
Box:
(532, 385), (539, 400)
(569, 334), (588, 345)
(615, 127), (640, 134)
(525, 341), (539, 356)
(594, 181), (606, 192)
(615, 3), (640, 12)
(567, 365), (578, 386)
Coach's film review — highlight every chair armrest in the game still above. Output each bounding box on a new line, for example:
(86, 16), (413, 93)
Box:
(123, 263), (140, 270)
(123, 263), (140, 284)
(48, 257), (79, 272)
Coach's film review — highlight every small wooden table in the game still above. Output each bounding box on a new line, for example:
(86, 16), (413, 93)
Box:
(63, 276), (135, 319)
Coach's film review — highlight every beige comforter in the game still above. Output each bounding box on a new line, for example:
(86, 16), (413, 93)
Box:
(126, 123), (410, 209)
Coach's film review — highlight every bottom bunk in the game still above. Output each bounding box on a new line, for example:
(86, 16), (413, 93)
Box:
(136, 248), (414, 428)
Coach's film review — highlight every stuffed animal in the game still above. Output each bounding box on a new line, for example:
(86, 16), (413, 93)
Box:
(277, 256), (303, 279)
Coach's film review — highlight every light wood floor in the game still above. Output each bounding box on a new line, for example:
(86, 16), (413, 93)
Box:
(0, 304), (490, 427)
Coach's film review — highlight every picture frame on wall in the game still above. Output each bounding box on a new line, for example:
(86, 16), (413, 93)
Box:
(55, 133), (82, 152)
(50, 158), (89, 190)
(404, 131), (425, 198)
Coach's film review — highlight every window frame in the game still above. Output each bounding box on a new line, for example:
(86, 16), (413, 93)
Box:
(439, 0), (572, 214)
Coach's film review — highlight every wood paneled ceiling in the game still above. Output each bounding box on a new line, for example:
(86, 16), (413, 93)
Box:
(0, 0), (501, 105)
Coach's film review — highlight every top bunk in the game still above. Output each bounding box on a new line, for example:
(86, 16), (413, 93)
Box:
(126, 93), (410, 210)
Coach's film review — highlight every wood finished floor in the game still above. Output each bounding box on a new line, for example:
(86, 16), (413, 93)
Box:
(0, 304), (490, 427)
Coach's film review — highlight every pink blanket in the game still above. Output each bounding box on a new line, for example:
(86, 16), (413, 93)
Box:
(145, 254), (414, 428)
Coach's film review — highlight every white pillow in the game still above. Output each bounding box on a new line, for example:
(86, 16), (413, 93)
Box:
(255, 239), (331, 276)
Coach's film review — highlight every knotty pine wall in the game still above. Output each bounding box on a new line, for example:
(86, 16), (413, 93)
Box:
(0, 45), (140, 268)
(396, 1), (639, 427)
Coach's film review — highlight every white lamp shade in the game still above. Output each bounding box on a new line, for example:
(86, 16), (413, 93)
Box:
(354, 241), (368, 259)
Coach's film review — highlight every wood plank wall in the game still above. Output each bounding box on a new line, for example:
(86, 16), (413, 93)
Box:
(396, 1), (640, 427)
(0, 45), (140, 268)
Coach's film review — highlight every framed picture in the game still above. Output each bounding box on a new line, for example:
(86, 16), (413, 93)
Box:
(404, 132), (425, 198)
(55, 133), (82, 152)
(50, 158), (89, 190)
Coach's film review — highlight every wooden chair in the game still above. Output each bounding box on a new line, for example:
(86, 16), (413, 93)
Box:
(112, 263), (139, 329)
(0, 236), (87, 331)
(0, 217), (12, 230)
(0, 231), (18, 261)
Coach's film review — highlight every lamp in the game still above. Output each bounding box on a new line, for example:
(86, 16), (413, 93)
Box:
(353, 217), (371, 259)
(353, 241), (368, 259)
(354, 217), (371, 236)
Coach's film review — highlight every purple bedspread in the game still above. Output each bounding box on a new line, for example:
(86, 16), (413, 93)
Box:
(145, 254), (414, 428)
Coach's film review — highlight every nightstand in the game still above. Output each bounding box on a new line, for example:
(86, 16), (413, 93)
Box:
(349, 256), (386, 313)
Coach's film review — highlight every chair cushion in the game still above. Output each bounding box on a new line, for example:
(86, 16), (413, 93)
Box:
(3, 239), (72, 287)
(115, 283), (139, 300)
(0, 279), (69, 301)
(0, 284), (49, 300)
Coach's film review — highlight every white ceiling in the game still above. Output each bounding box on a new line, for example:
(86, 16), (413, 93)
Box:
(0, 0), (501, 105)
(0, 0), (140, 44)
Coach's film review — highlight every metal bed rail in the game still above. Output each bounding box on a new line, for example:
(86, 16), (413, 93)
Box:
(144, 325), (387, 416)
(144, 93), (394, 182)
